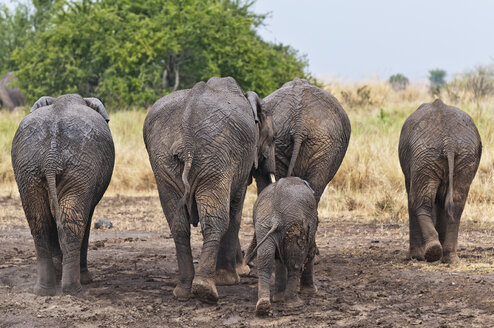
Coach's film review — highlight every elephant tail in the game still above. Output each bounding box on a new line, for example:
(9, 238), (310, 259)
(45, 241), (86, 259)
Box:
(45, 170), (64, 237)
(180, 151), (192, 210)
(287, 135), (302, 177)
(244, 222), (279, 265)
(445, 151), (455, 220)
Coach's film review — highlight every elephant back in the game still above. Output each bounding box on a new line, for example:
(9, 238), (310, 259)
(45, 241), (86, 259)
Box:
(399, 99), (482, 177)
(181, 79), (257, 166)
(12, 94), (115, 196)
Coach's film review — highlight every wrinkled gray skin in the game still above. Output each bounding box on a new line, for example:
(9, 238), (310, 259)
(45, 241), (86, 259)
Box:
(0, 72), (25, 110)
(399, 99), (481, 264)
(11, 94), (115, 295)
(143, 77), (275, 303)
(245, 177), (318, 316)
(253, 78), (351, 204)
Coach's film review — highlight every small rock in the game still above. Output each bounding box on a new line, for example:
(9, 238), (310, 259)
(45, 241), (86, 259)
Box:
(94, 217), (113, 229)
(223, 314), (241, 325)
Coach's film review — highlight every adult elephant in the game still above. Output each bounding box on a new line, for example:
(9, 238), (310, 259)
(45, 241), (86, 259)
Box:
(0, 72), (24, 110)
(399, 99), (481, 263)
(11, 94), (115, 295)
(143, 77), (275, 303)
(253, 78), (351, 204)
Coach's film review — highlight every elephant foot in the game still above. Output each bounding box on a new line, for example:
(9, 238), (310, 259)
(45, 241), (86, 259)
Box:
(62, 281), (83, 296)
(192, 276), (218, 304)
(300, 284), (318, 295)
(215, 268), (239, 286)
(285, 295), (304, 308)
(424, 242), (442, 262)
(441, 252), (459, 265)
(272, 292), (285, 303)
(256, 298), (271, 316)
(34, 283), (56, 296)
(80, 270), (93, 285)
(408, 246), (425, 261)
(173, 283), (191, 301)
(236, 262), (251, 276)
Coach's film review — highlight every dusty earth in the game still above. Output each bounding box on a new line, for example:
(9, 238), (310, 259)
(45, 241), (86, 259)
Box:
(1, 195), (494, 327)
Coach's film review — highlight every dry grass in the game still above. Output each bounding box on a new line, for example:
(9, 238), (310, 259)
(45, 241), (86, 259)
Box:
(319, 81), (494, 228)
(1, 82), (493, 227)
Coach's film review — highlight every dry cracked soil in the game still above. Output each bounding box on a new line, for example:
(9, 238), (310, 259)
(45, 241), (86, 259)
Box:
(1, 195), (494, 327)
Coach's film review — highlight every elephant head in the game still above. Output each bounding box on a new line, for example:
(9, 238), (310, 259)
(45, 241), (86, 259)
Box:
(245, 91), (276, 182)
(31, 95), (110, 123)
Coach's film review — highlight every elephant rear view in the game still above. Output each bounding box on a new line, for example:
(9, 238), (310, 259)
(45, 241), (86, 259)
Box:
(144, 77), (276, 303)
(11, 94), (115, 295)
(254, 78), (351, 203)
(398, 99), (481, 263)
(245, 177), (318, 316)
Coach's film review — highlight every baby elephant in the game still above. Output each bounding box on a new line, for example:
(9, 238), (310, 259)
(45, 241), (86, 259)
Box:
(245, 177), (318, 316)
(399, 99), (481, 263)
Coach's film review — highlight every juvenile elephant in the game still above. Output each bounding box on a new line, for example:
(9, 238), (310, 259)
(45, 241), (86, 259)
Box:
(253, 78), (351, 203)
(11, 94), (115, 295)
(143, 77), (275, 303)
(0, 72), (24, 111)
(398, 99), (481, 263)
(245, 177), (318, 316)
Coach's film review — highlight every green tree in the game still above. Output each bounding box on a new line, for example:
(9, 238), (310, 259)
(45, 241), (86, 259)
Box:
(428, 68), (446, 96)
(13, 0), (313, 108)
(388, 73), (409, 91)
(0, 4), (31, 76)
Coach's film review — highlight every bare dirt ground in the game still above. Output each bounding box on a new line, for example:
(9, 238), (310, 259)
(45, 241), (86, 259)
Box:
(1, 195), (494, 327)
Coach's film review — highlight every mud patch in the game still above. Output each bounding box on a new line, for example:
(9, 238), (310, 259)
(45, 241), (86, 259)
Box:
(1, 196), (494, 327)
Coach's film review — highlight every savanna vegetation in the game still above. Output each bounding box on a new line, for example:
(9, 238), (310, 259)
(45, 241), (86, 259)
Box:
(1, 0), (313, 108)
(1, 82), (493, 228)
(1, 1), (493, 227)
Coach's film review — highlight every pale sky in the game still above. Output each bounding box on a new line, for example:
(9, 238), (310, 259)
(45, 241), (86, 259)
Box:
(252, 0), (494, 82)
(5, 0), (494, 82)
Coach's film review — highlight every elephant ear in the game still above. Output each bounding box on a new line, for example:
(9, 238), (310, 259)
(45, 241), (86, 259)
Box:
(30, 96), (55, 113)
(245, 91), (262, 169)
(245, 91), (261, 123)
(84, 97), (110, 123)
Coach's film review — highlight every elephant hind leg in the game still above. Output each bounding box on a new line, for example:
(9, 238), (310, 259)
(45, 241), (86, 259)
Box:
(57, 191), (96, 295)
(216, 187), (247, 285)
(192, 190), (230, 303)
(256, 241), (275, 316)
(441, 185), (470, 264)
(21, 186), (57, 296)
(408, 178), (441, 262)
(157, 185), (194, 300)
(273, 258), (287, 302)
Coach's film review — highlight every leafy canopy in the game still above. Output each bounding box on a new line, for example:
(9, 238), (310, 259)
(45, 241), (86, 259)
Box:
(10, 0), (314, 108)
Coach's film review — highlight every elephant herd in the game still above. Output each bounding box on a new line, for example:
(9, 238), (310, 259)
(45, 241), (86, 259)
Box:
(10, 76), (481, 316)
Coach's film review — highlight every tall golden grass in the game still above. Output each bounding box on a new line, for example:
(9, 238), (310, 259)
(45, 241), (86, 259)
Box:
(1, 82), (493, 225)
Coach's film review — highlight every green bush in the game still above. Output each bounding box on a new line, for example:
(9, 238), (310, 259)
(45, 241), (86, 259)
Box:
(9, 0), (314, 108)
(388, 73), (409, 91)
(428, 68), (446, 96)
